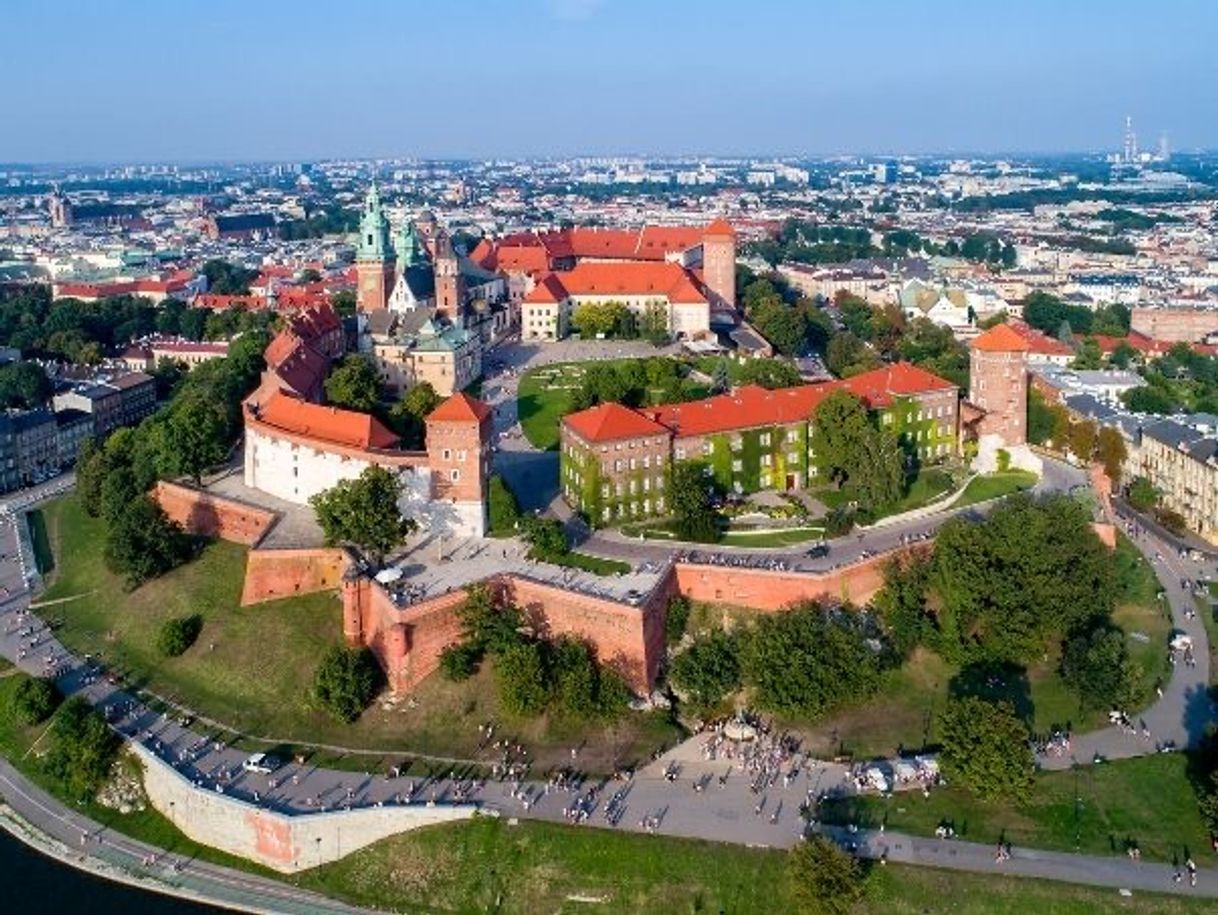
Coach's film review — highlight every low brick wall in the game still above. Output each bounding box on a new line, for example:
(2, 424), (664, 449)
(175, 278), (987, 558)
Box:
(672, 553), (893, 611)
(153, 480), (277, 546)
(241, 548), (351, 606)
(134, 743), (475, 873)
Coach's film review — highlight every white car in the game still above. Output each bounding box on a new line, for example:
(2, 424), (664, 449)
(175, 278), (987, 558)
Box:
(241, 752), (280, 775)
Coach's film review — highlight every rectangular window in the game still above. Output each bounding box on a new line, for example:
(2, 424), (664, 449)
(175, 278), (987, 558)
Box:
(450, 468), (460, 481)
(760, 433), (771, 447)
(732, 459), (743, 472)
(702, 442), (712, 456)
(761, 454), (772, 467)
(442, 448), (451, 460)
(675, 447), (686, 460)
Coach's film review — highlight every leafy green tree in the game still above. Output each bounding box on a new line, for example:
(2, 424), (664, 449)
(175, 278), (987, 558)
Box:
(1095, 426), (1127, 484)
(313, 645), (382, 723)
(324, 354), (382, 412)
(1060, 623), (1138, 711)
(549, 637), (600, 719)
(154, 393), (230, 483)
(43, 696), (120, 801)
(10, 676), (59, 725)
(825, 331), (878, 378)
(710, 358), (731, 394)
(787, 836), (864, 915)
(389, 381), (442, 448)
(74, 438), (109, 517)
(0, 361), (52, 408)
(1108, 341), (1138, 369)
(931, 496), (1115, 664)
(487, 474), (521, 534)
(571, 301), (629, 338)
(521, 515), (569, 560)
(495, 640), (549, 716)
(742, 603), (885, 720)
(669, 462), (720, 542)
(157, 614), (203, 657)
(1022, 291), (1092, 336)
(1071, 338), (1103, 370)
(872, 551), (935, 661)
(752, 300), (808, 355)
(310, 466), (414, 564)
(200, 259), (258, 295)
(1121, 385), (1177, 415)
(331, 290), (357, 317)
(455, 583), (523, 657)
(1067, 418), (1098, 464)
(670, 630), (741, 709)
(1126, 476), (1158, 511)
(439, 642), (482, 681)
(939, 696), (1034, 802)
(737, 358), (802, 389)
(811, 391), (904, 512)
(103, 496), (192, 589)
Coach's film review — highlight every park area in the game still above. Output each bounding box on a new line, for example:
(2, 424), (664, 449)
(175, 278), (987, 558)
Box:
(34, 496), (681, 772)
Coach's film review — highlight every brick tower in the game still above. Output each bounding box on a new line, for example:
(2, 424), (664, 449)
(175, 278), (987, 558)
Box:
(355, 184), (396, 312)
(433, 229), (465, 322)
(968, 323), (1031, 446)
(425, 392), (493, 537)
(702, 218), (737, 310)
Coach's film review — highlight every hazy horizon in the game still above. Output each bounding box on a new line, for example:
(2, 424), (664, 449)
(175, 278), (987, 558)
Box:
(4, 0), (1216, 162)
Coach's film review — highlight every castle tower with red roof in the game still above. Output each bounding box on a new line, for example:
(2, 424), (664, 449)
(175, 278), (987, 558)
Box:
(968, 323), (1030, 446)
(702, 218), (737, 310)
(425, 392), (492, 536)
(355, 184), (396, 312)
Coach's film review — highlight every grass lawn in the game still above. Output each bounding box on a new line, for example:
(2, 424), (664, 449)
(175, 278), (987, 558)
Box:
(891, 467), (956, 513)
(517, 363), (589, 451)
(25, 508), (53, 575)
(954, 469), (1039, 508)
(822, 753), (1210, 864)
(719, 526), (827, 548)
(37, 497), (679, 772)
(298, 816), (1216, 914)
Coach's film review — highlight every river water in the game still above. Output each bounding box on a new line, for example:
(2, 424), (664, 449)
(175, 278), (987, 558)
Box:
(0, 829), (226, 914)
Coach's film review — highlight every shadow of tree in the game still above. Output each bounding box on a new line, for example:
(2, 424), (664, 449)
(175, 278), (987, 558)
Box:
(948, 661), (1034, 725)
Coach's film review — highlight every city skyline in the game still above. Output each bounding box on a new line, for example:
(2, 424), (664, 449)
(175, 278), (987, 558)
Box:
(4, 0), (1217, 162)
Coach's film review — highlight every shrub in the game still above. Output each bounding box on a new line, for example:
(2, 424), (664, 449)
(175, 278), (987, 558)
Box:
(822, 507), (855, 538)
(157, 614), (203, 658)
(665, 596), (691, 646)
(10, 676), (59, 725)
(313, 646), (383, 723)
(439, 642), (482, 682)
(996, 448), (1011, 472)
(495, 640), (549, 716)
(787, 835), (864, 915)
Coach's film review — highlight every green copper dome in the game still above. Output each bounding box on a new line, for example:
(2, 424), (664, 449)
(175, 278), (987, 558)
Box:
(356, 184), (394, 263)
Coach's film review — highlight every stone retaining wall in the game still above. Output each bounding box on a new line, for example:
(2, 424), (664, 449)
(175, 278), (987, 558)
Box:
(153, 481), (277, 546)
(240, 548), (351, 606)
(134, 743), (474, 873)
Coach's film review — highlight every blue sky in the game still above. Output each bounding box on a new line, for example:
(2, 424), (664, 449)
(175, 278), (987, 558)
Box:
(3, 0), (1216, 162)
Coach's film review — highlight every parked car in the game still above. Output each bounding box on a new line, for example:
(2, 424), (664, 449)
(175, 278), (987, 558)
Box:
(242, 752), (281, 775)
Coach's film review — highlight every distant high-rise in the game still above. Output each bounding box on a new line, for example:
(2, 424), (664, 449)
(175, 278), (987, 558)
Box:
(1123, 115), (1138, 164)
(1158, 132), (1170, 162)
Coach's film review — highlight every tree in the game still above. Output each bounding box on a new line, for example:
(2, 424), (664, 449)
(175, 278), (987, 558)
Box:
(310, 466), (414, 564)
(313, 645), (382, 722)
(710, 358), (731, 394)
(670, 630), (741, 709)
(810, 391), (904, 512)
(439, 642), (482, 681)
(571, 301), (630, 339)
(201, 259), (258, 295)
(1026, 387), (1056, 446)
(389, 381), (441, 449)
(787, 835), (864, 915)
(324, 354), (382, 412)
(1121, 385), (1177, 415)
(931, 496), (1115, 664)
(487, 474), (521, 535)
(1095, 426), (1127, 484)
(737, 358), (802, 389)
(1071, 338), (1103, 370)
(825, 331), (878, 378)
(0, 361), (52, 409)
(495, 640), (549, 716)
(1109, 341), (1138, 369)
(742, 603), (885, 720)
(1067, 418), (1098, 464)
(103, 496), (192, 589)
(10, 676), (58, 725)
(752, 300), (808, 355)
(521, 515), (569, 560)
(1126, 476), (1158, 511)
(669, 462), (720, 543)
(43, 696), (119, 801)
(157, 614), (203, 657)
(331, 290), (357, 317)
(872, 551), (935, 661)
(155, 394), (230, 483)
(549, 637), (600, 719)
(1060, 623), (1138, 711)
(939, 696), (1034, 802)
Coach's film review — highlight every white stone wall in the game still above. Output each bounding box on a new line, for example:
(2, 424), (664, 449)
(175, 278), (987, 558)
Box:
(134, 744), (475, 873)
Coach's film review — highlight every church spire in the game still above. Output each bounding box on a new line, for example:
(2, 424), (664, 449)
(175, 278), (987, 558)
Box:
(356, 183), (394, 264)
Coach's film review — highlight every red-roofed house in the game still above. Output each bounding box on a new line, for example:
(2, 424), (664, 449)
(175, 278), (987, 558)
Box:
(521, 261), (711, 342)
(1001, 321), (1074, 366)
(560, 363), (958, 524)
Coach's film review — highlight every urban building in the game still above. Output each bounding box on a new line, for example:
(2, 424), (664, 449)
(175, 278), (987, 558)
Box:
(560, 363), (958, 525)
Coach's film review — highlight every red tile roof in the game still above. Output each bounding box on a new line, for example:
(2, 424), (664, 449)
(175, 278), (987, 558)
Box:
(564, 402), (671, 444)
(970, 322), (1032, 352)
(522, 261), (707, 304)
(1005, 321), (1074, 356)
(704, 217), (736, 238)
(428, 392), (493, 423)
(255, 390), (398, 450)
(565, 363), (955, 442)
